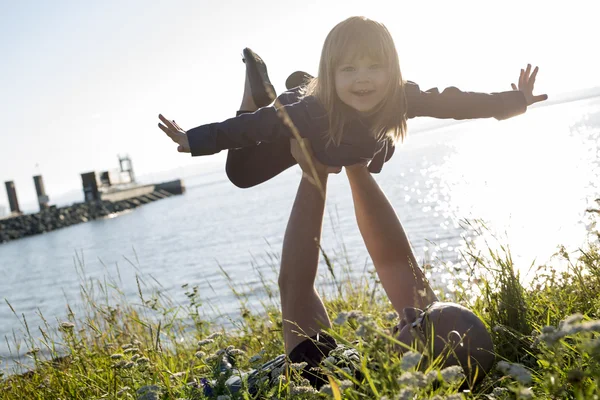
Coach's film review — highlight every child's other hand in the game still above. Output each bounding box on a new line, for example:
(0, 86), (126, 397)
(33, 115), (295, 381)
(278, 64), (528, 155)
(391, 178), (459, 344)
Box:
(511, 64), (548, 106)
(290, 138), (342, 178)
(158, 114), (190, 153)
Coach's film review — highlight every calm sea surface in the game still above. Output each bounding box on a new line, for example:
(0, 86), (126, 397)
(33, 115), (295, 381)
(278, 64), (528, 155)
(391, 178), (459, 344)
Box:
(1, 97), (599, 366)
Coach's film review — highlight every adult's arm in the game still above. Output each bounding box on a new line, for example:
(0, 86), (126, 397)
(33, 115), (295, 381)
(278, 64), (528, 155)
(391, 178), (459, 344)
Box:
(279, 139), (339, 354)
(346, 165), (438, 313)
(405, 81), (527, 121)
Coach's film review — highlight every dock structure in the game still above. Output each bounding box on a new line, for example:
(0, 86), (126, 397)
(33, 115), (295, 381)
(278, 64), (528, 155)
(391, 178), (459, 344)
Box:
(0, 155), (185, 244)
(4, 181), (21, 215)
(33, 175), (49, 211)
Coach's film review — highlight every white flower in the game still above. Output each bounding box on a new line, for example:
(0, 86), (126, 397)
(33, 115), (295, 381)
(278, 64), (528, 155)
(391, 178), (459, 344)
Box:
(228, 349), (246, 357)
(216, 396), (231, 400)
(59, 322), (75, 330)
(348, 310), (363, 319)
(440, 365), (465, 383)
(400, 351), (422, 370)
(339, 380), (353, 390)
(516, 387), (534, 399)
(290, 385), (317, 394)
(197, 339), (215, 347)
(194, 351), (206, 359)
(445, 394), (464, 400)
(497, 361), (532, 385)
(110, 353), (124, 360)
(334, 312), (349, 325)
(207, 332), (223, 340)
(289, 362), (308, 370)
(397, 371), (427, 388)
(319, 384), (333, 395)
(396, 387), (414, 400)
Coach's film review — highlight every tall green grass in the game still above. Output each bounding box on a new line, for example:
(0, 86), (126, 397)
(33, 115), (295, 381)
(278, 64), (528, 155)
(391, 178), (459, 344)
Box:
(1, 199), (599, 399)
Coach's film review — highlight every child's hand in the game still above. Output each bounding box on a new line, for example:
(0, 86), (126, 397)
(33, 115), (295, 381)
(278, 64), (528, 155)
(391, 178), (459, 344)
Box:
(158, 114), (190, 153)
(511, 64), (548, 106)
(290, 138), (342, 178)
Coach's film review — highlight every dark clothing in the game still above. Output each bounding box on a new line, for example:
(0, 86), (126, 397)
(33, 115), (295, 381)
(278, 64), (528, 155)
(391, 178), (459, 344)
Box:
(224, 333), (358, 395)
(288, 332), (339, 389)
(187, 82), (527, 188)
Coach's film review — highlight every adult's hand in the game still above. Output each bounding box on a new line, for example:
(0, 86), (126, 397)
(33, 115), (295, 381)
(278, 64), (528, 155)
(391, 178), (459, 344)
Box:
(290, 138), (341, 178)
(511, 64), (548, 106)
(158, 114), (190, 153)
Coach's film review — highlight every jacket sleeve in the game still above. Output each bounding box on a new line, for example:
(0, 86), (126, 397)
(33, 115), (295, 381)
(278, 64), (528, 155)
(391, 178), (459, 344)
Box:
(405, 81), (527, 121)
(186, 100), (311, 157)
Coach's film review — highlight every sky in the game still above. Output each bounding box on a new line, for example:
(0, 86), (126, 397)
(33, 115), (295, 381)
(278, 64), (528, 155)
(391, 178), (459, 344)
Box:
(1, 0), (599, 213)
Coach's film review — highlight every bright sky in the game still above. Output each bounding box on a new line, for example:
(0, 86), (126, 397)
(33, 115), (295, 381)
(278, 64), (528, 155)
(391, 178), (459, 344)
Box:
(1, 0), (598, 212)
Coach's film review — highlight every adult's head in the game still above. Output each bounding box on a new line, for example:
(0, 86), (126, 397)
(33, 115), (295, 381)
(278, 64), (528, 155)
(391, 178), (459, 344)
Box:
(304, 16), (408, 146)
(394, 301), (495, 384)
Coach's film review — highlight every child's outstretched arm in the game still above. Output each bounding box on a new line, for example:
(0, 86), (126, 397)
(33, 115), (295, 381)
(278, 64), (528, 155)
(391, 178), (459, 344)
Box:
(406, 64), (548, 121)
(158, 114), (190, 153)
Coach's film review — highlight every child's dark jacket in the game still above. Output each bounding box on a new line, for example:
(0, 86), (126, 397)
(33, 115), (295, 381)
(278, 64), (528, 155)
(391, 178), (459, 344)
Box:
(186, 81), (526, 187)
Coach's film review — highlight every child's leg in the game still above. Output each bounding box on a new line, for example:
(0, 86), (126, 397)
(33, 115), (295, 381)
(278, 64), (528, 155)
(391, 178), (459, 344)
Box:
(225, 58), (300, 188)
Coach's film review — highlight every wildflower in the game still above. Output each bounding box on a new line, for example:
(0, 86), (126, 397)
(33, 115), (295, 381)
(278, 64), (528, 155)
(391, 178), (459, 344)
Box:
(137, 357), (150, 364)
(277, 375), (287, 384)
(136, 385), (161, 400)
(400, 351), (422, 370)
(170, 371), (186, 379)
(195, 351), (206, 359)
(347, 310), (363, 319)
(228, 348), (246, 357)
(334, 312), (349, 325)
(425, 370), (438, 384)
(561, 313), (584, 327)
(290, 385), (318, 395)
(319, 384), (333, 396)
(397, 371), (427, 388)
(131, 354), (140, 361)
(339, 380), (353, 390)
(123, 361), (135, 369)
(133, 339), (142, 346)
(122, 343), (133, 350)
(496, 361), (532, 385)
(207, 332), (223, 340)
(110, 353), (124, 360)
(201, 378), (213, 397)
(356, 325), (367, 337)
(440, 365), (465, 384)
(384, 311), (399, 321)
(123, 347), (139, 354)
(323, 356), (335, 365)
(59, 322), (75, 330)
(217, 395), (231, 400)
(396, 387), (414, 400)
(25, 347), (40, 356)
(197, 339), (215, 347)
(289, 362), (308, 370)
(445, 394), (464, 400)
(112, 360), (127, 369)
(516, 387), (534, 399)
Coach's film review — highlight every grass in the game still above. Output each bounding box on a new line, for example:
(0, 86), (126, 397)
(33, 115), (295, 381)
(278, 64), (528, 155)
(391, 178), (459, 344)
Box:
(1, 199), (600, 399)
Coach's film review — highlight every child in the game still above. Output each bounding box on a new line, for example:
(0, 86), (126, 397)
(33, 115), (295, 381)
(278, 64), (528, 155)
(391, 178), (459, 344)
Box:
(158, 16), (547, 188)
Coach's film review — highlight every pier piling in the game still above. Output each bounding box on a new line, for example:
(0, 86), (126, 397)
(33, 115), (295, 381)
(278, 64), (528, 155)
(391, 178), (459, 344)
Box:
(33, 175), (49, 211)
(4, 181), (21, 215)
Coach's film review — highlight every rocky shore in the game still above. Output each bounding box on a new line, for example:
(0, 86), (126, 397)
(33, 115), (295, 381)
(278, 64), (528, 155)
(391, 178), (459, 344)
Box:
(0, 190), (175, 244)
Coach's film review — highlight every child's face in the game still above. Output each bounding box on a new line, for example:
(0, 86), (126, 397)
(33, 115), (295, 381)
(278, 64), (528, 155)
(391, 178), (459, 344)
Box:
(334, 55), (390, 114)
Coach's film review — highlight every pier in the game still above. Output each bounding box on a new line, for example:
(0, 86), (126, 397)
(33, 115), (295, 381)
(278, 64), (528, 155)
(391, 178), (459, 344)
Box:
(0, 156), (185, 244)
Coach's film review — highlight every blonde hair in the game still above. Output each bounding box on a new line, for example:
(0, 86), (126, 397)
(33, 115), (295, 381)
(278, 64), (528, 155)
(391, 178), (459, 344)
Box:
(304, 16), (408, 146)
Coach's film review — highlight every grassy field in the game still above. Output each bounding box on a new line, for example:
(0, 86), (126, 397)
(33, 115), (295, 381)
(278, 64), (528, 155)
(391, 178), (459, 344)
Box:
(1, 201), (599, 399)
